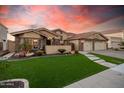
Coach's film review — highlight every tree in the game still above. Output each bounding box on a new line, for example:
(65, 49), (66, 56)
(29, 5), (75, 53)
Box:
(19, 41), (32, 56)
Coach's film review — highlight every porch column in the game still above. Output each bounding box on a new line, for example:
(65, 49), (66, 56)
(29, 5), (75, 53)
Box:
(39, 39), (41, 49)
(15, 36), (21, 52)
(92, 39), (95, 51)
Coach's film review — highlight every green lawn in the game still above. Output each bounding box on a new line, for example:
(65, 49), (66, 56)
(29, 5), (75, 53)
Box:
(91, 53), (124, 65)
(0, 54), (107, 88)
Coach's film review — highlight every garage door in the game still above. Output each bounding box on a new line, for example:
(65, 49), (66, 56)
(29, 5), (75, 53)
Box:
(84, 41), (93, 51)
(94, 41), (106, 50)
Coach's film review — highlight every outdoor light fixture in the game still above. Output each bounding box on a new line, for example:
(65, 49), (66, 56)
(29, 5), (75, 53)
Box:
(3, 39), (6, 42)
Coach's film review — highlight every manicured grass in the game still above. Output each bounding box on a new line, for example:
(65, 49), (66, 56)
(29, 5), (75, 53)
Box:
(0, 54), (107, 88)
(91, 53), (124, 65)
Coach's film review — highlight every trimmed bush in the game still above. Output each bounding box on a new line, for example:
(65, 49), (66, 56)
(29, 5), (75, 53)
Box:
(75, 50), (79, 54)
(114, 48), (119, 51)
(120, 47), (124, 49)
(58, 49), (66, 54)
(34, 50), (44, 56)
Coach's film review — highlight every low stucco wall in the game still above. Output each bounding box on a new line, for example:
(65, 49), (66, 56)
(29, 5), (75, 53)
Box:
(45, 45), (71, 54)
(7, 40), (15, 52)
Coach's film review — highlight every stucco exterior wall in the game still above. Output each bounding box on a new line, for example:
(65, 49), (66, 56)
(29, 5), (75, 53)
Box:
(69, 40), (79, 50)
(45, 45), (71, 54)
(7, 40), (15, 52)
(0, 24), (8, 50)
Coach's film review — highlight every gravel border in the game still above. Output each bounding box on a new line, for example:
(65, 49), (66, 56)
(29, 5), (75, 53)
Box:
(7, 54), (72, 62)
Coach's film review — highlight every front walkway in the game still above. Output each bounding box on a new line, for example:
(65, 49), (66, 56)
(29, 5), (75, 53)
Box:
(79, 51), (117, 68)
(0, 52), (14, 60)
(65, 64), (124, 88)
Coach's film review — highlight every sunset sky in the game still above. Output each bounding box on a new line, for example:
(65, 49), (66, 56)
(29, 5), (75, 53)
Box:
(0, 5), (124, 34)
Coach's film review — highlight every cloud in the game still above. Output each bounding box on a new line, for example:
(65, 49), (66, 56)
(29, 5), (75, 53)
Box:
(0, 17), (32, 27)
(0, 5), (124, 33)
(0, 5), (9, 14)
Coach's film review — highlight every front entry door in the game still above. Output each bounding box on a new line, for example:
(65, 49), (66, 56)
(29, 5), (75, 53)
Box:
(79, 43), (84, 51)
(0, 42), (3, 51)
(46, 40), (51, 45)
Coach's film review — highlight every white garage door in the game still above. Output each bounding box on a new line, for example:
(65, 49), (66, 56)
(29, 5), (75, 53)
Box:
(84, 41), (93, 51)
(94, 41), (106, 50)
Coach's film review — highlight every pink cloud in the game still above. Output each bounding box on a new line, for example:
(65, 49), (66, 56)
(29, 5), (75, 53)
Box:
(1, 5), (121, 33)
(0, 17), (32, 26)
(0, 6), (9, 14)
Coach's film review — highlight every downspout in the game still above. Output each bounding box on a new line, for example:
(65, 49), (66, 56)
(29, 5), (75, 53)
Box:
(92, 39), (95, 51)
(123, 30), (124, 41)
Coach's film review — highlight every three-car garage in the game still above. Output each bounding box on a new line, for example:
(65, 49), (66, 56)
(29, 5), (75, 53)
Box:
(68, 32), (108, 51)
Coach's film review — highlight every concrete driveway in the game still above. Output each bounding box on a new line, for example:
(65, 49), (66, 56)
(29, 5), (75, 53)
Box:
(65, 64), (124, 88)
(92, 50), (124, 59)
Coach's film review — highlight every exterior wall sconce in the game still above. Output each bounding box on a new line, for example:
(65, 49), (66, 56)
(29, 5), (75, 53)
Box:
(3, 39), (6, 42)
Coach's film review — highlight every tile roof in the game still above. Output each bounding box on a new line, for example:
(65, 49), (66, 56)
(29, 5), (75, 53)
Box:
(67, 31), (108, 41)
(10, 27), (58, 37)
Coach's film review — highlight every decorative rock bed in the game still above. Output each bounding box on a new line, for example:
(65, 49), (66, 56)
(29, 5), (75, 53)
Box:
(0, 79), (29, 88)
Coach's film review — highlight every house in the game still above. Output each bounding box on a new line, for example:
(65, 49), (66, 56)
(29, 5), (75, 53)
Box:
(102, 29), (124, 49)
(0, 23), (8, 51)
(67, 32), (108, 51)
(11, 27), (108, 54)
(10, 28), (72, 54)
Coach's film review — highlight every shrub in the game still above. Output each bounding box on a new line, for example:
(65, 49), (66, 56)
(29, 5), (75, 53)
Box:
(34, 50), (44, 56)
(75, 50), (79, 54)
(19, 42), (32, 53)
(58, 49), (66, 54)
(120, 47), (124, 49)
(114, 48), (119, 51)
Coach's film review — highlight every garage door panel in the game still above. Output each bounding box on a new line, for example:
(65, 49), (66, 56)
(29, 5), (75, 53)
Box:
(95, 41), (106, 50)
(84, 41), (92, 51)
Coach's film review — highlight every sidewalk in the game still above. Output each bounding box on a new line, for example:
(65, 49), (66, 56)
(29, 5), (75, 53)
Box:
(65, 64), (124, 88)
(0, 52), (14, 60)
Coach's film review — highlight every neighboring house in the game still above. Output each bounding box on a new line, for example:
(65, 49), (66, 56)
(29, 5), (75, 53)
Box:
(67, 32), (108, 51)
(0, 23), (8, 51)
(11, 28), (60, 52)
(102, 29), (124, 49)
(107, 37), (122, 49)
